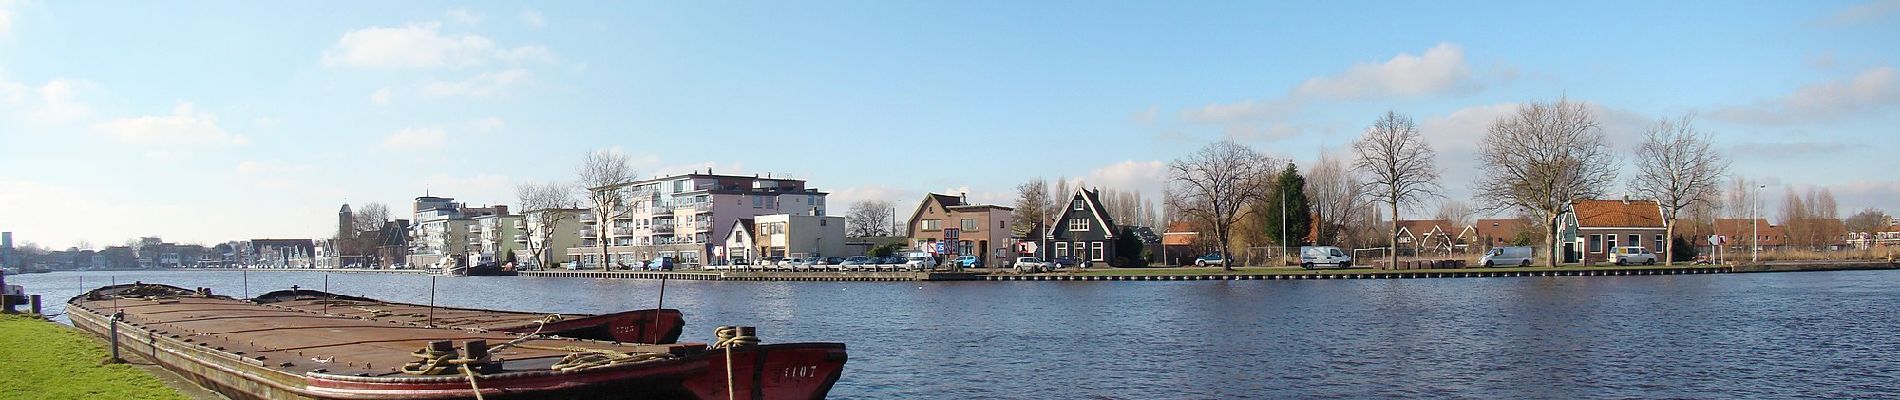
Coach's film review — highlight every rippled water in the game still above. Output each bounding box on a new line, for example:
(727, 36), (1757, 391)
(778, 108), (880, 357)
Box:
(10, 270), (1899, 398)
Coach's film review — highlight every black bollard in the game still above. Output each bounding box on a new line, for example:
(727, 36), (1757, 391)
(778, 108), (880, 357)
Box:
(30, 295), (41, 315)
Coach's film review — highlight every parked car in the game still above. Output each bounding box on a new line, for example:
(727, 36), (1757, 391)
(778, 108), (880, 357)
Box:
(646, 256), (676, 271)
(1051, 256), (1080, 269)
(1013, 257), (1051, 273)
(1481, 246), (1534, 267)
(841, 256), (870, 266)
(1609, 246), (1657, 265)
(1299, 246), (1353, 269)
(953, 255), (983, 268)
(1194, 253), (1225, 267)
(904, 255), (938, 270)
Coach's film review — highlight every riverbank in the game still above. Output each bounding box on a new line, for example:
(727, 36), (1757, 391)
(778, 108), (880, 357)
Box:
(0, 314), (192, 400)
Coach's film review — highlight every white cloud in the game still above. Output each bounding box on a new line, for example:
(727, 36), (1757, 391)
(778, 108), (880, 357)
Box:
(33, 78), (95, 122)
(369, 88), (393, 105)
(1180, 43), (1487, 125)
(1180, 99), (1299, 124)
(469, 116), (505, 132)
(322, 22), (553, 70)
(1713, 67), (1900, 125)
(446, 8), (482, 25)
(1077, 160), (1169, 201)
(1812, 0), (1900, 27)
(421, 68), (532, 98)
(830, 184), (913, 216)
(1294, 43), (1479, 100)
(520, 9), (546, 28)
(380, 127), (447, 150)
(91, 102), (246, 146)
(0, 2), (13, 39)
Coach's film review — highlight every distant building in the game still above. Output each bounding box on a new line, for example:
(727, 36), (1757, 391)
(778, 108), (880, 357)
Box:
(749, 213), (846, 261)
(519, 209), (583, 269)
(1043, 188), (1120, 265)
(906, 192), (1014, 266)
(1560, 198), (1666, 264)
(249, 239), (316, 268)
(567, 171), (830, 269)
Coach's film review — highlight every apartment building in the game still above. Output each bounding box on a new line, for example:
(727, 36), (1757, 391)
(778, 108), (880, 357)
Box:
(473, 213), (527, 266)
(519, 208), (585, 269)
(406, 196), (506, 268)
(568, 172), (829, 269)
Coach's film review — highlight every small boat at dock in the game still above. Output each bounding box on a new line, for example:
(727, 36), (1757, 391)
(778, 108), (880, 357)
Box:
(69, 283), (847, 399)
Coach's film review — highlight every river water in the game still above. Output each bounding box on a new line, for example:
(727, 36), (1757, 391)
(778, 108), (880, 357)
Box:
(8, 269), (1898, 398)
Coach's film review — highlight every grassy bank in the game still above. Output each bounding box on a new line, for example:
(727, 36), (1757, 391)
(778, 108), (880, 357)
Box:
(0, 314), (189, 400)
(1068, 264), (1728, 277)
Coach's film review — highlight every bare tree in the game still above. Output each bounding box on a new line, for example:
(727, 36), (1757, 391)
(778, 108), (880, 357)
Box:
(1167, 140), (1274, 271)
(1433, 199), (1476, 229)
(576, 149), (637, 270)
(517, 181), (579, 268)
(1353, 111), (1442, 269)
(349, 202), (391, 264)
(1474, 98), (1617, 267)
(1633, 116), (1729, 265)
(1308, 152), (1367, 247)
(846, 199), (896, 237)
(1011, 178), (1054, 235)
(1845, 208), (1890, 235)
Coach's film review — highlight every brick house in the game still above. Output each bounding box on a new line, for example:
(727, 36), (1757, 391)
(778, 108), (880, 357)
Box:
(1560, 199), (1666, 264)
(907, 193), (1014, 266)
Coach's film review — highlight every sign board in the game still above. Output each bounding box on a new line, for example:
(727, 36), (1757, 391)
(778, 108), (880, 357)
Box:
(713, 246), (724, 257)
(933, 242), (945, 253)
(1019, 241), (1038, 254)
(1709, 235), (1725, 246)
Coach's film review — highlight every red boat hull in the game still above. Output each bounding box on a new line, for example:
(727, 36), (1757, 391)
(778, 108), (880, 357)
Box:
(680, 343), (848, 400)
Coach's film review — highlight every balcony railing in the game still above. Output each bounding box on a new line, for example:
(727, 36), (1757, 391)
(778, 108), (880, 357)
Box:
(612, 227), (638, 237)
(653, 225), (676, 233)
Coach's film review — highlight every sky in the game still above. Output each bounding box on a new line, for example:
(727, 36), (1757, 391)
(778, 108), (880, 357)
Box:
(2, 1), (1897, 249)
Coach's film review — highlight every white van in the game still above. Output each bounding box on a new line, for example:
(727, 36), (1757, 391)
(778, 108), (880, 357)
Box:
(1481, 246), (1534, 267)
(1299, 246), (1353, 269)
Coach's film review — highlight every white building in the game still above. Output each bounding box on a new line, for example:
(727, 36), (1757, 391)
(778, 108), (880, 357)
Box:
(723, 213), (846, 263)
(567, 172), (830, 269)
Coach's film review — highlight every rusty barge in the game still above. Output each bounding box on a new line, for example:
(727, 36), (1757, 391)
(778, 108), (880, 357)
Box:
(69, 284), (847, 399)
(251, 289), (686, 345)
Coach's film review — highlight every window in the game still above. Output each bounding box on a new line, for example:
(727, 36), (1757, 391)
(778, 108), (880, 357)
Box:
(959, 240), (973, 255)
(922, 219), (941, 231)
(961, 219), (978, 231)
(1090, 242), (1104, 261)
(1628, 235), (1640, 249)
(999, 220), (1006, 229)
(1607, 234), (1618, 251)
(752, 196), (763, 208)
(1070, 218), (1090, 232)
(1073, 199), (1084, 210)
(1589, 234), (1603, 253)
(1055, 242), (1069, 257)
(1655, 235), (1665, 250)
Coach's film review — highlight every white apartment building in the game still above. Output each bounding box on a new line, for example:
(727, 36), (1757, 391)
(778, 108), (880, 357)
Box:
(406, 196), (508, 268)
(568, 172), (829, 269)
(750, 213), (847, 260)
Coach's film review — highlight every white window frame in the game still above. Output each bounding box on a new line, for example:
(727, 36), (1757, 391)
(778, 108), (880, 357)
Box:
(1069, 218), (1090, 232)
(1055, 242), (1068, 257)
(961, 218), (978, 231)
(1090, 242), (1104, 261)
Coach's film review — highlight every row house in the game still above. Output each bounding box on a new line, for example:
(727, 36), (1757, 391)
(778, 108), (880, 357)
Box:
(1393, 219), (1461, 256)
(722, 213), (847, 263)
(1713, 219), (1789, 252)
(906, 193), (1014, 265)
(1559, 198), (1666, 264)
(568, 171), (829, 269)
(249, 239), (316, 268)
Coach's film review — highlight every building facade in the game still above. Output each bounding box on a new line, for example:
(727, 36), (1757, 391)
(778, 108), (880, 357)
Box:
(750, 213), (847, 260)
(1043, 189), (1119, 265)
(520, 208), (584, 269)
(906, 193), (1014, 266)
(567, 172), (830, 269)
(1560, 199), (1666, 264)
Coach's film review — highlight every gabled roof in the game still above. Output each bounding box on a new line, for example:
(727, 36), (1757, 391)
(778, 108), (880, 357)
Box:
(726, 218), (756, 243)
(1571, 199), (1664, 228)
(1126, 226), (1161, 244)
(1046, 188), (1119, 239)
(1395, 219), (1455, 239)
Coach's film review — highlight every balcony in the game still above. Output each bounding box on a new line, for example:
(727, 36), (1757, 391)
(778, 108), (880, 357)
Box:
(653, 225), (676, 234)
(612, 227), (638, 237)
(512, 221), (527, 229)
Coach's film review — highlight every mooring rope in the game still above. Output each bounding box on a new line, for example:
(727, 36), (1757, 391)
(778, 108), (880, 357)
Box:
(398, 314), (675, 399)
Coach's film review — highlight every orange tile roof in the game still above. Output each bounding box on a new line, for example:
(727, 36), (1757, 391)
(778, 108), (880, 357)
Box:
(1473, 218), (1530, 240)
(1570, 199), (1663, 228)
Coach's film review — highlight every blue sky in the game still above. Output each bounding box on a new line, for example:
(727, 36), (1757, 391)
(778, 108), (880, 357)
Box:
(2, 1), (1897, 249)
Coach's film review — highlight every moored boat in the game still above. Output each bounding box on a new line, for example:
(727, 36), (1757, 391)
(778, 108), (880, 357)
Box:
(252, 289), (685, 345)
(253, 288), (849, 400)
(69, 284), (846, 399)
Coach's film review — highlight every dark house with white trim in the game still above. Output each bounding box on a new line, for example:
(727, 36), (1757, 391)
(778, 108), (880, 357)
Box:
(1044, 188), (1120, 265)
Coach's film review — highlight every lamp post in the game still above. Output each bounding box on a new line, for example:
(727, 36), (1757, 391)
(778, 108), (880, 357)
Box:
(1752, 184), (1764, 263)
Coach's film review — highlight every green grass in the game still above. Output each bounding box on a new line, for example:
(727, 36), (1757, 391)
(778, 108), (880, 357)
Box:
(0, 314), (190, 400)
(1066, 264), (1727, 276)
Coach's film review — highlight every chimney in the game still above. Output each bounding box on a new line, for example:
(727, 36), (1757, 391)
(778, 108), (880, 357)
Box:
(960, 192), (967, 205)
(1622, 194), (1630, 204)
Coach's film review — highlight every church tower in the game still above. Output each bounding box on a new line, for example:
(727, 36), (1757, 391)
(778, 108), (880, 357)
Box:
(338, 203), (353, 258)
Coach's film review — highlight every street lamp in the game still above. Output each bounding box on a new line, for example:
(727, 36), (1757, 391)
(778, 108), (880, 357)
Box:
(1752, 184), (1764, 263)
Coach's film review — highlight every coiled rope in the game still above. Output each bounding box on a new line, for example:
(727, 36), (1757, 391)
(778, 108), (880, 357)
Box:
(711, 326), (760, 400)
(399, 314), (675, 400)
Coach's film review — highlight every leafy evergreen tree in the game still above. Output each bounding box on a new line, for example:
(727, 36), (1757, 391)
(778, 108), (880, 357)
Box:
(1261, 163), (1313, 247)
